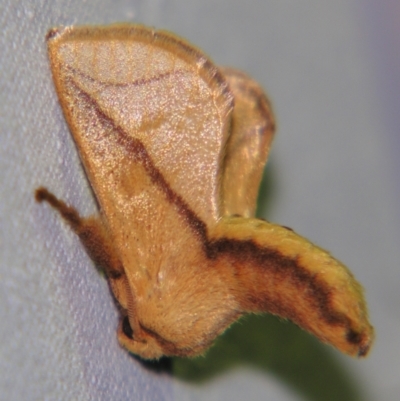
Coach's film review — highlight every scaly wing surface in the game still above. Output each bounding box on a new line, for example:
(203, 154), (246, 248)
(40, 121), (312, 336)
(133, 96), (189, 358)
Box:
(47, 25), (233, 230)
(220, 67), (275, 217)
(47, 25), (235, 319)
(209, 217), (374, 357)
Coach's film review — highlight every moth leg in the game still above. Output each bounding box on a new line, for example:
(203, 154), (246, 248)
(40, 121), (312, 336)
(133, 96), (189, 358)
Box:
(35, 187), (144, 343)
(35, 187), (123, 279)
(117, 316), (166, 360)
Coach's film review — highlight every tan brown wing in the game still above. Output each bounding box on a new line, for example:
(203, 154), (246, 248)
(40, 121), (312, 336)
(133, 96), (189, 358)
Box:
(47, 24), (233, 230)
(209, 216), (374, 357)
(220, 67), (276, 218)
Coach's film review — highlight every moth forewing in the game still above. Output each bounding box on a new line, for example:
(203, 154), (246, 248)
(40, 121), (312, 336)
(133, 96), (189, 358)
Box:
(220, 67), (276, 218)
(47, 24), (234, 228)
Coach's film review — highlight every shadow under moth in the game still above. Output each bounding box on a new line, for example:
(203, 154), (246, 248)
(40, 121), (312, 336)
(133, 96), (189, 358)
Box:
(36, 24), (374, 360)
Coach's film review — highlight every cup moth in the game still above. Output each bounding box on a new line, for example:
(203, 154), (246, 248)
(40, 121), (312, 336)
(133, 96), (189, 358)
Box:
(36, 24), (374, 360)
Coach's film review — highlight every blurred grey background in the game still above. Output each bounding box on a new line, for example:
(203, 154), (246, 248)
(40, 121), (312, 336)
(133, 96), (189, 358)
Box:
(1, 1), (399, 400)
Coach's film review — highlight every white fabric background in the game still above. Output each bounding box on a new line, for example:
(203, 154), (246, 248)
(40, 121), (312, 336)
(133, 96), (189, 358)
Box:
(1, 1), (399, 400)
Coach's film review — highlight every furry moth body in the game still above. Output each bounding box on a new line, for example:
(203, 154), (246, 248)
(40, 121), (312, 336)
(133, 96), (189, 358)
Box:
(37, 24), (374, 359)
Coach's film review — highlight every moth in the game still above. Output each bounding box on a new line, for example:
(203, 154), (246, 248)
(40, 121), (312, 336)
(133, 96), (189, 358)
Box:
(36, 24), (374, 360)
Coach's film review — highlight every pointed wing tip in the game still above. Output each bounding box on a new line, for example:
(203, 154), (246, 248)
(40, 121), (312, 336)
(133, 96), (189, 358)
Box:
(46, 27), (61, 42)
(46, 26), (73, 42)
(328, 317), (374, 358)
(346, 324), (375, 358)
